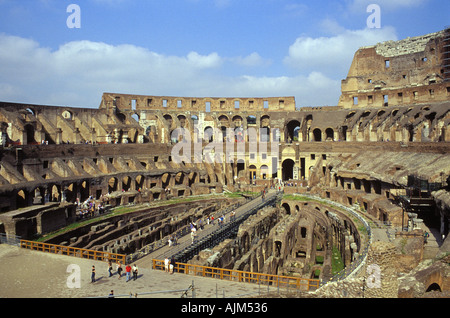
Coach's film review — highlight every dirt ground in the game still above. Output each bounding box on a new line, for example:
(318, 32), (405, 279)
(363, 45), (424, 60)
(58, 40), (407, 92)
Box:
(0, 244), (263, 298)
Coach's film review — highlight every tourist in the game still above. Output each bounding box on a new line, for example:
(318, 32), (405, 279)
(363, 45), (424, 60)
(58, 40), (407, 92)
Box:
(108, 260), (113, 277)
(108, 290), (114, 298)
(132, 264), (138, 281)
(424, 231), (430, 244)
(117, 262), (123, 278)
(91, 265), (96, 283)
(191, 229), (196, 244)
(164, 257), (170, 272)
(125, 264), (132, 282)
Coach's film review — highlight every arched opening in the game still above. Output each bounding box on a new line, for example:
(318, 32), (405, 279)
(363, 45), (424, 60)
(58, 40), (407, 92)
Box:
(175, 172), (184, 185)
(204, 126), (214, 142)
(313, 128), (322, 142)
(162, 173), (171, 189)
(325, 128), (334, 141)
(163, 114), (173, 129)
(425, 283), (442, 293)
(122, 176), (131, 191)
(108, 177), (118, 193)
(246, 115), (256, 125)
(282, 202), (291, 215)
(282, 159), (295, 181)
(62, 110), (73, 120)
(65, 183), (76, 203)
(24, 124), (36, 144)
(177, 115), (187, 128)
(135, 175), (145, 190)
(80, 180), (89, 201)
(16, 189), (28, 208)
(286, 120), (300, 142)
(260, 165), (269, 179)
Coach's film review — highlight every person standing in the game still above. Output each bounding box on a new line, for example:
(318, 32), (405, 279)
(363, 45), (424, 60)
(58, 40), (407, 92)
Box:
(117, 262), (123, 279)
(91, 265), (96, 283)
(125, 264), (132, 282)
(164, 257), (170, 273)
(132, 264), (138, 281)
(108, 260), (113, 277)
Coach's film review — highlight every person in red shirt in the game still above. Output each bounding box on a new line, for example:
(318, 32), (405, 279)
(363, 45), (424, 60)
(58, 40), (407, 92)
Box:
(125, 264), (132, 282)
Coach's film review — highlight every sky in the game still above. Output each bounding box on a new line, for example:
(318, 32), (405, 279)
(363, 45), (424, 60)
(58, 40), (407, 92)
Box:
(0, 0), (448, 109)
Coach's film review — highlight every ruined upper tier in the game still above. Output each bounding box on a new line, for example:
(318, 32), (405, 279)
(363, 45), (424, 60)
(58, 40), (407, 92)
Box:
(339, 28), (450, 108)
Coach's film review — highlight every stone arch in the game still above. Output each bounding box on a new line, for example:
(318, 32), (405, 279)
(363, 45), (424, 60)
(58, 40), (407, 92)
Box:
(163, 114), (173, 129)
(177, 114), (187, 128)
(281, 202), (291, 215)
(260, 115), (271, 142)
(135, 175), (145, 190)
(232, 115), (243, 128)
(325, 128), (334, 141)
(282, 158), (295, 181)
(16, 189), (29, 208)
(204, 126), (214, 142)
(425, 282), (442, 293)
(62, 110), (73, 120)
(286, 120), (301, 142)
(108, 177), (118, 193)
(313, 128), (322, 142)
(260, 165), (269, 179)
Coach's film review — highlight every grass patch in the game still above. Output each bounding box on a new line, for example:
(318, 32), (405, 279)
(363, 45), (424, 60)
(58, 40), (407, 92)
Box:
(282, 194), (314, 202)
(331, 246), (345, 275)
(315, 255), (324, 265)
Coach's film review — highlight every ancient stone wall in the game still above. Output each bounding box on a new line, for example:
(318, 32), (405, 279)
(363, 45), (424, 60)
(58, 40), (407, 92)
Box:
(339, 30), (449, 108)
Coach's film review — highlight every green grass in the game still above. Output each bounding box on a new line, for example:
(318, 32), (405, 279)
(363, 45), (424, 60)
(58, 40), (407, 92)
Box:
(315, 255), (324, 264)
(331, 246), (345, 275)
(282, 194), (314, 202)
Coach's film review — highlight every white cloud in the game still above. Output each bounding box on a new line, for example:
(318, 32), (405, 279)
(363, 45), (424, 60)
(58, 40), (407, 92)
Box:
(284, 26), (397, 77)
(229, 52), (272, 67)
(0, 33), (342, 108)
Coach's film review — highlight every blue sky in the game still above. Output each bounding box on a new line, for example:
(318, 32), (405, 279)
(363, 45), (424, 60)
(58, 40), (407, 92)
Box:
(0, 0), (448, 108)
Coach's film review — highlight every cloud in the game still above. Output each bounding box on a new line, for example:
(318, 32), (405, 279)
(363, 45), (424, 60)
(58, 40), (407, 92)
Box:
(0, 33), (341, 108)
(229, 52), (272, 67)
(284, 26), (397, 77)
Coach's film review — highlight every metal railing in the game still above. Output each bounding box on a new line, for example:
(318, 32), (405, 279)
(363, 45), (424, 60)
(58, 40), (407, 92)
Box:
(152, 259), (320, 291)
(20, 240), (127, 264)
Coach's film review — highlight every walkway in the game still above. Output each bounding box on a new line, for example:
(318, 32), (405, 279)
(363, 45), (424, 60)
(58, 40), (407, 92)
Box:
(0, 243), (264, 298)
(136, 189), (278, 268)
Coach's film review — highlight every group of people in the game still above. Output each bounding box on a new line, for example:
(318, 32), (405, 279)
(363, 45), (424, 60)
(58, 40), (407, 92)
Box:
(75, 196), (105, 220)
(90, 261), (139, 283)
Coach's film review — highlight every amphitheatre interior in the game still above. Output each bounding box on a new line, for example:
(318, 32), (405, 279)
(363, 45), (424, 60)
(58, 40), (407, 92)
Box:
(0, 28), (449, 297)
